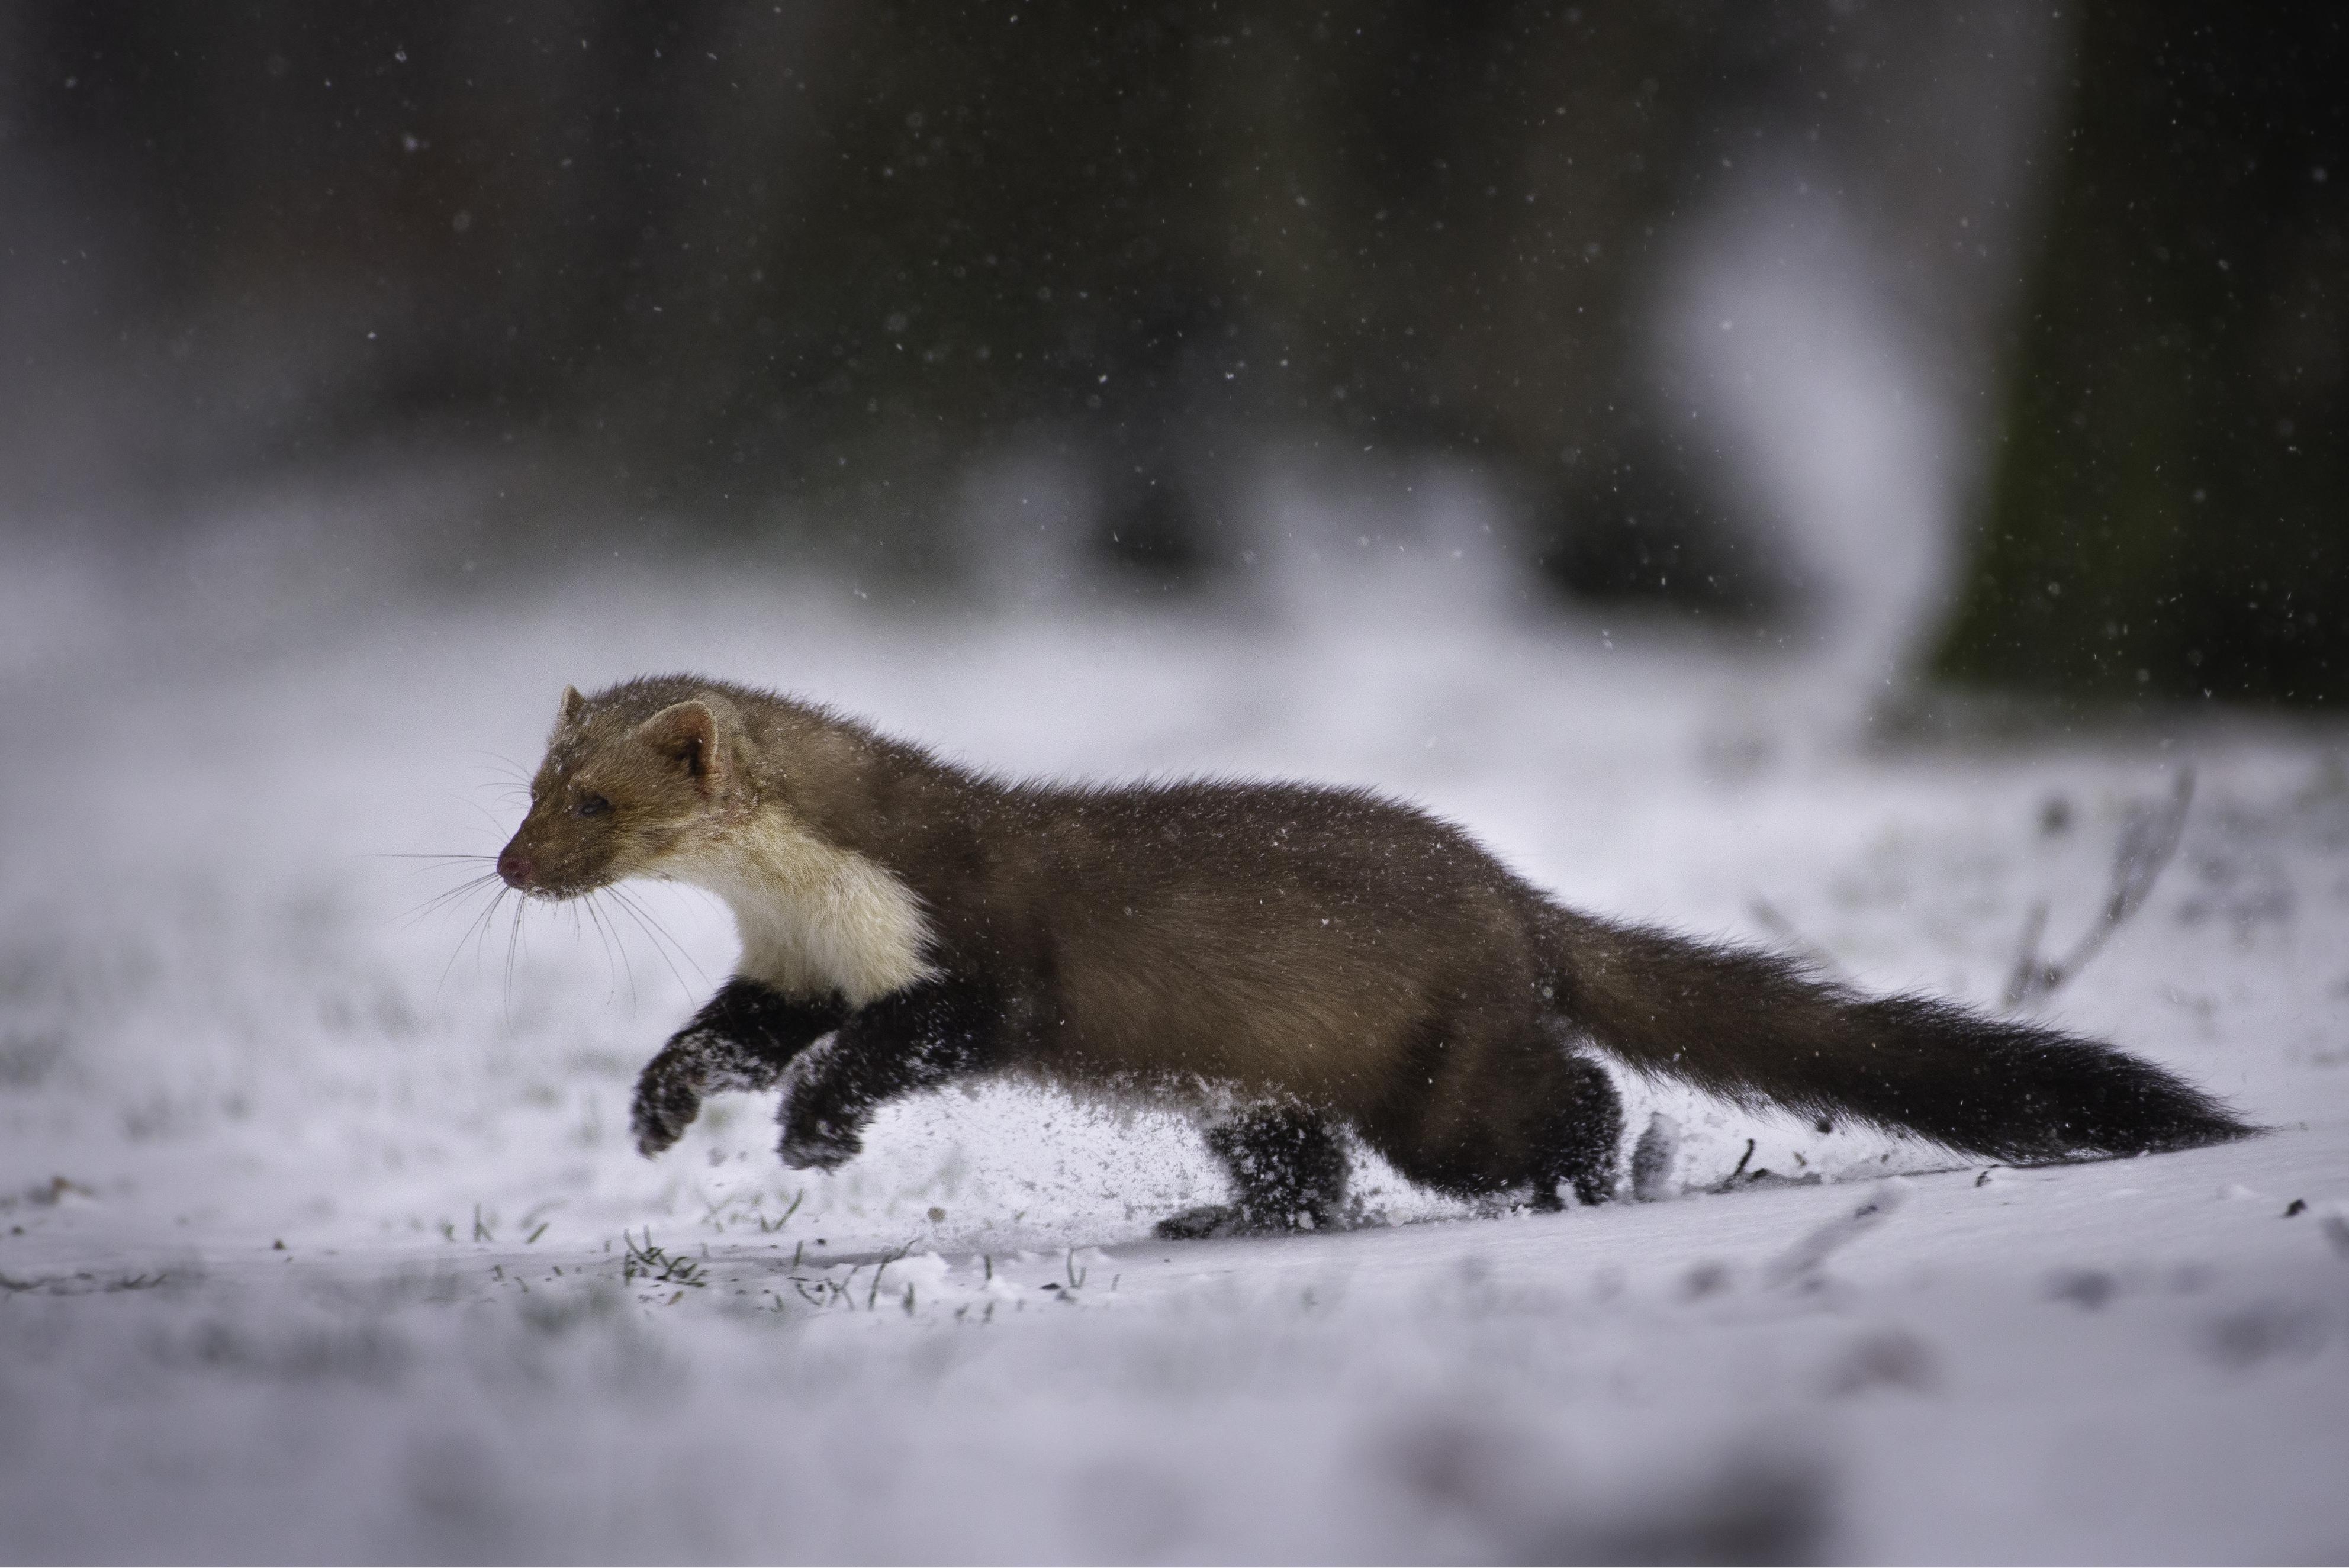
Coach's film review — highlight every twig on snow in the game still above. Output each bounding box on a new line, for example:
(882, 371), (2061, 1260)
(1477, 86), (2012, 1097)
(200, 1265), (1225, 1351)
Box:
(1764, 1180), (1910, 1288)
(2004, 768), (2194, 1010)
(1706, 1138), (1759, 1196)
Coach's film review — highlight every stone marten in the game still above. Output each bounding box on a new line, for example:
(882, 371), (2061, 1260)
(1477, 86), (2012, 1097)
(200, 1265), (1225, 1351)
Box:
(493, 675), (2253, 1236)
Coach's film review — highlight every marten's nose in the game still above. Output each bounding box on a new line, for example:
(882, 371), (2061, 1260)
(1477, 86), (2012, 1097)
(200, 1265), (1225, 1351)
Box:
(497, 847), (536, 889)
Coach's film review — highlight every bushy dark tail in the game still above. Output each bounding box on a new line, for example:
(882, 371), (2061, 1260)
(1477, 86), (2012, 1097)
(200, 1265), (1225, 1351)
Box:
(1540, 906), (2255, 1162)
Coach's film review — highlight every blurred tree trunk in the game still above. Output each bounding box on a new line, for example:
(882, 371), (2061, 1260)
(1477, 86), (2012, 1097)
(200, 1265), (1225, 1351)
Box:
(1934, 2), (2348, 706)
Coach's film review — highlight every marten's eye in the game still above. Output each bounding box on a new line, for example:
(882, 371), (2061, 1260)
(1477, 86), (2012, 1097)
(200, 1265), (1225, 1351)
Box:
(574, 794), (612, 818)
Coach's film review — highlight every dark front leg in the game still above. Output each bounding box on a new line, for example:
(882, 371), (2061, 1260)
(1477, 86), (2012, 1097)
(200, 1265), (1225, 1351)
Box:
(777, 978), (1002, 1171)
(632, 979), (847, 1157)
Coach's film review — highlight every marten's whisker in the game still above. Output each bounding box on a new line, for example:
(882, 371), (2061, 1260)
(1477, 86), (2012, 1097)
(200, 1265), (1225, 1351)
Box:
(463, 796), (516, 836)
(502, 896), (526, 1018)
(398, 872), (502, 928)
(561, 900), (593, 1000)
(405, 875), (499, 929)
(598, 892), (693, 995)
(477, 888), (513, 987)
(604, 886), (706, 990)
(583, 893), (635, 1007)
(465, 749), (535, 786)
(437, 884), (510, 1004)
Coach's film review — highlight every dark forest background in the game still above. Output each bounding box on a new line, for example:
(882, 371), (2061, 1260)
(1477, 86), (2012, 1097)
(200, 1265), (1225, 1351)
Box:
(2, 2), (2341, 706)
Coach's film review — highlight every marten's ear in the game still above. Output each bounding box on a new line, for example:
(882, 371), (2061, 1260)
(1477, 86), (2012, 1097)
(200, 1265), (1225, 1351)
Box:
(558, 685), (588, 729)
(636, 700), (723, 797)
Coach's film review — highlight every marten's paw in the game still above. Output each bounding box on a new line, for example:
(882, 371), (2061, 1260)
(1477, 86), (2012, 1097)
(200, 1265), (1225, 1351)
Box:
(630, 1039), (713, 1157)
(1156, 1202), (1341, 1240)
(773, 1037), (865, 1170)
(632, 1026), (786, 1157)
(777, 1110), (863, 1171)
(1154, 1204), (1243, 1241)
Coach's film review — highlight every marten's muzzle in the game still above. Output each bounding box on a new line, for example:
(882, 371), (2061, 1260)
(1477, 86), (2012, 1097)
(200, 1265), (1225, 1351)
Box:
(495, 844), (539, 891)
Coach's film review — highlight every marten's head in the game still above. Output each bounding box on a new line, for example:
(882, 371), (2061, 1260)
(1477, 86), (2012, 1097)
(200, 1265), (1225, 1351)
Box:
(497, 682), (754, 899)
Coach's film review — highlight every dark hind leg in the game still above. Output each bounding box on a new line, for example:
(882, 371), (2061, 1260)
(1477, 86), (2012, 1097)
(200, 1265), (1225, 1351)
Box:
(1156, 1107), (1351, 1239)
(1526, 1050), (1625, 1208)
(1362, 1019), (1625, 1209)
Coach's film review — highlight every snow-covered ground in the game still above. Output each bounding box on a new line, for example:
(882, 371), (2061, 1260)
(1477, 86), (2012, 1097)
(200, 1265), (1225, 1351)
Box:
(3, 558), (2346, 1563)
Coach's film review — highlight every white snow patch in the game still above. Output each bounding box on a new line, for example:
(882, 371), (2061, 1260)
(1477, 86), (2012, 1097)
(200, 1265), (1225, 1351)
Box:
(2, 561), (2345, 1562)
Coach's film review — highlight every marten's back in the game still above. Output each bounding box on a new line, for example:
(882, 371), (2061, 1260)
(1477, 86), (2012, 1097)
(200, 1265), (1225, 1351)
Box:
(921, 780), (1548, 1108)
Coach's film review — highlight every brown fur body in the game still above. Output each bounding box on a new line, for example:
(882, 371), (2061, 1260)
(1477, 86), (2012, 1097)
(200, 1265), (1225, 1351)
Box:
(497, 675), (2252, 1232)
